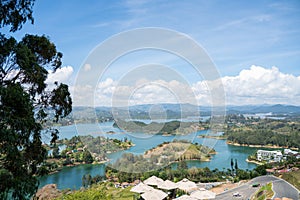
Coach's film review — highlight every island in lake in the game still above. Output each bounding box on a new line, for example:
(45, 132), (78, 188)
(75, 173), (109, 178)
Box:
(145, 141), (216, 162)
(113, 120), (208, 135)
(109, 140), (215, 173)
(41, 135), (133, 175)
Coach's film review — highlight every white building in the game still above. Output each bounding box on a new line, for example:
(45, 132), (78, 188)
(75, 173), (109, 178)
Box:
(284, 149), (298, 155)
(257, 150), (283, 162)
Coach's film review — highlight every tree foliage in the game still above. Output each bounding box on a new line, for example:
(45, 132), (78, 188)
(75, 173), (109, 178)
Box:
(0, 0), (72, 199)
(225, 115), (300, 148)
(0, 0), (35, 32)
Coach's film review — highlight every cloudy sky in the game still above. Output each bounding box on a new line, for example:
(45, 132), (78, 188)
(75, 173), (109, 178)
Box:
(6, 0), (300, 106)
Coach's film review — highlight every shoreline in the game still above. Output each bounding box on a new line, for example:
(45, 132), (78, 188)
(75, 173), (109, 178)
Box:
(226, 141), (289, 149)
(198, 135), (227, 140)
(46, 160), (108, 175)
(246, 158), (263, 165)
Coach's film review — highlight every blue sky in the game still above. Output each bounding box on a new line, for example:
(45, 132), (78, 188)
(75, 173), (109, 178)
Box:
(5, 0), (300, 106)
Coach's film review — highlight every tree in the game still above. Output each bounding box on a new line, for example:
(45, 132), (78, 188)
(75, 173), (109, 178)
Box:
(254, 165), (267, 176)
(0, 0), (34, 32)
(230, 158), (234, 173)
(234, 159), (238, 171)
(82, 174), (92, 188)
(178, 160), (188, 170)
(52, 146), (60, 158)
(0, 1), (72, 199)
(83, 151), (94, 164)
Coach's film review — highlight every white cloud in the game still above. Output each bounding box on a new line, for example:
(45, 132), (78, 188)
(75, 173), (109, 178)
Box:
(91, 78), (196, 107)
(72, 65), (300, 106)
(192, 65), (300, 105)
(46, 66), (74, 85)
(223, 65), (300, 105)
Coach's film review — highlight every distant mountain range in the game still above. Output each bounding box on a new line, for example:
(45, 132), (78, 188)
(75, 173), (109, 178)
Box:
(71, 104), (300, 121)
(226, 104), (300, 114)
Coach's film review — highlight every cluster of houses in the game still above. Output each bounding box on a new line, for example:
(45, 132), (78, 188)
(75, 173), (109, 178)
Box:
(65, 147), (84, 155)
(126, 176), (217, 200)
(256, 148), (300, 163)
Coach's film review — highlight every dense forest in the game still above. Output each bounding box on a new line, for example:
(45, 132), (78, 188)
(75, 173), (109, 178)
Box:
(225, 115), (300, 148)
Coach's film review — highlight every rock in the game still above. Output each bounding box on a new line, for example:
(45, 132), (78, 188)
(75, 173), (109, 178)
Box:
(33, 184), (62, 200)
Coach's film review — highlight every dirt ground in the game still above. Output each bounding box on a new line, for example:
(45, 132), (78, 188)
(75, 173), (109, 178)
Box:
(209, 180), (248, 194)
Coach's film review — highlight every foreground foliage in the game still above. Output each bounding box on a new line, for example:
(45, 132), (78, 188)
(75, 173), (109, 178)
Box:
(55, 182), (135, 200)
(0, 1), (72, 199)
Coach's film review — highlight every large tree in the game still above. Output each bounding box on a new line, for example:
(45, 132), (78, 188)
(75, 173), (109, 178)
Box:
(0, 0), (72, 199)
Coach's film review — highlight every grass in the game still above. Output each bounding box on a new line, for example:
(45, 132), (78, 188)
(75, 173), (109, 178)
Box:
(55, 182), (137, 200)
(280, 170), (300, 191)
(251, 182), (274, 200)
(106, 185), (137, 200)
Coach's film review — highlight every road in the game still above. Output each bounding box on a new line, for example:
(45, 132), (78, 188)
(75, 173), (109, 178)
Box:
(272, 178), (299, 200)
(215, 175), (300, 200)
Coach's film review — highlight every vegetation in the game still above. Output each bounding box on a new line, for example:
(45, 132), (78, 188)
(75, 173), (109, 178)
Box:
(251, 182), (274, 200)
(104, 143), (267, 184)
(0, 1), (72, 199)
(56, 164), (273, 200)
(40, 135), (133, 174)
(107, 140), (214, 175)
(144, 141), (215, 162)
(113, 120), (208, 135)
(55, 182), (135, 200)
(225, 115), (300, 148)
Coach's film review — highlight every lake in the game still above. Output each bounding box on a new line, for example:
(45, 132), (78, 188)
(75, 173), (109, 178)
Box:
(39, 122), (258, 190)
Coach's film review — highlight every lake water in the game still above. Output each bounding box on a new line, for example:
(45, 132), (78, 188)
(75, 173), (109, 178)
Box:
(39, 122), (258, 190)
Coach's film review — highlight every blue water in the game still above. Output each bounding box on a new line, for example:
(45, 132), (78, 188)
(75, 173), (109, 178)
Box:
(39, 122), (258, 190)
(39, 164), (105, 190)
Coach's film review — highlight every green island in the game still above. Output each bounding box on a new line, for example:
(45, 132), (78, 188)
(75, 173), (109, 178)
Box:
(144, 141), (216, 162)
(39, 135), (133, 174)
(108, 140), (215, 174)
(113, 120), (208, 135)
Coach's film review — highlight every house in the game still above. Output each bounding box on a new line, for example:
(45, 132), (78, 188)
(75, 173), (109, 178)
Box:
(121, 182), (130, 188)
(266, 168), (275, 174)
(114, 182), (121, 188)
(77, 148), (84, 152)
(257, 150), (283, 162)
(284, 149), (298, 155)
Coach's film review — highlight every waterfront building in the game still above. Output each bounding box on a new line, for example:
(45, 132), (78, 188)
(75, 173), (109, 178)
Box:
(256, 150), (283, 162)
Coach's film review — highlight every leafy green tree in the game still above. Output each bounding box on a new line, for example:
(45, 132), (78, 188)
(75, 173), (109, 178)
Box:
(83, 151), (94, 164)
(235, 159), (238, 170)
(0, 0), (72, 199)
(254, 165), (267, 176)
(0, 0), (34, 32)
